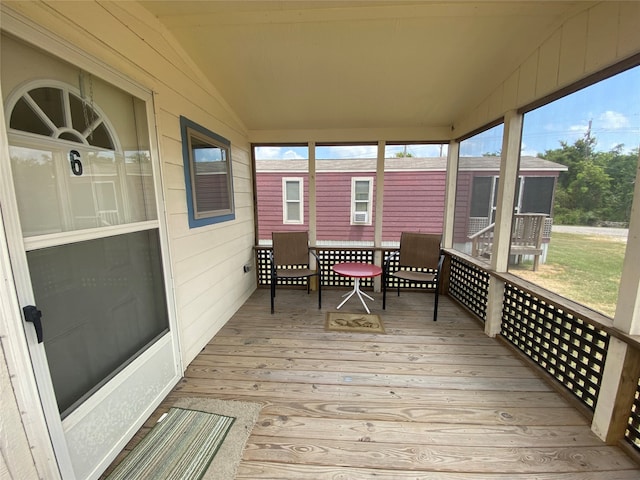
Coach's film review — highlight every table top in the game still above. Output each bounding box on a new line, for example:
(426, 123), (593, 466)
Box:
(333, 262), (382, 278)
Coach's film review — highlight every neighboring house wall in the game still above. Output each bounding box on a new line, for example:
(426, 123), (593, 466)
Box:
(257, 172), (310, 236)
(317, 172), (377, 243)
(382, 171), (446, 241)
(257, 162), (559, 245)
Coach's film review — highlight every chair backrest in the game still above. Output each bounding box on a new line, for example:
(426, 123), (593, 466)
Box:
(511, 213), (546, 248)
(399, 232), (441, 269)
(272, 231), (310, 266)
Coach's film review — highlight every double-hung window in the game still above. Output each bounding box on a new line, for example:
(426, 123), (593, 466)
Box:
(180, 116), (235, 228)
(283, 177), (303, 224)
(351, 177), (373, 225)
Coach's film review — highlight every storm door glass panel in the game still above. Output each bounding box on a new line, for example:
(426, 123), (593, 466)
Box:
(8, 87), (156, 236)
(26, 230), (169, 416)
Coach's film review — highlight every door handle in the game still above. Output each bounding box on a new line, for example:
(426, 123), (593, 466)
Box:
(23, 305), (43, 343)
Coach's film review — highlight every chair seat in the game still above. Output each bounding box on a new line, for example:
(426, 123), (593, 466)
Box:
(276, 268), (316, 278)
(392, 270), (436, 282)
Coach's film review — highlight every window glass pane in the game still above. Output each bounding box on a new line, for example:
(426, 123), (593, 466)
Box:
(286, 202), (300, 221)
(514, 65), (640, 318)
(29, 87), (65, 127)
(355, 181), (369, 200)
(317, 144), (376, 245)
(285, 180), (300, 201)
(382, 143), (447, 245)
(454, 124), (504, 259)
(181, 119), (235, 227)
(9, 142), (156, 236)
(9, 97), (52, 136)
(254, 146), (308, 242)
(27, 229), (169, 416)
(192, 141), (230, 214)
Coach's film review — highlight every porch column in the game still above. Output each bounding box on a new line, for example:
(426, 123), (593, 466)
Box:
(308, 142), (318, 290)
(373, 141), (385, 291)
(485, 111), (522, 337)
(442, 140), (459, 250)
(592, 152), (640, 443)
(308, 142), (316, 244)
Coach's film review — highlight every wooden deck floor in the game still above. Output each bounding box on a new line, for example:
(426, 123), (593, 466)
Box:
(111, 287), (640, 479)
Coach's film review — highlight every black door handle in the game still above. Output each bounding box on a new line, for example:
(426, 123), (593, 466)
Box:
(23, 305), (43, 343)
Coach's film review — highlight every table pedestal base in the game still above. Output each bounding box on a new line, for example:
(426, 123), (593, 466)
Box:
(337, 278), (375, 314)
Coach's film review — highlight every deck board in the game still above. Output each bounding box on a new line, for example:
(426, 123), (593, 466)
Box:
(104, 287), (640, 478)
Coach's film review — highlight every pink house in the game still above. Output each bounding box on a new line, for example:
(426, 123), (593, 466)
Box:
(256, 156), (566, 248)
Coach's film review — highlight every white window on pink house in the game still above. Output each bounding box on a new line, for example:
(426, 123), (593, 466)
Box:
(351, 177), (373, 225)
(283, 177), (303, 224)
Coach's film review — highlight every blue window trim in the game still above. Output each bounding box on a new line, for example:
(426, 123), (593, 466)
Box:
(180, 116), (235, 228)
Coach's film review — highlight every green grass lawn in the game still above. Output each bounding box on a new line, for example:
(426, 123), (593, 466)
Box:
(511, 232), (626, 318)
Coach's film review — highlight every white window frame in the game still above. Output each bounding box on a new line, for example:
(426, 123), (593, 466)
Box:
(282, 177), (304, 224)
(351, 177), (373, 225)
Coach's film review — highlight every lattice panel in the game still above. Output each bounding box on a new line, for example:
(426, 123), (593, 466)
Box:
(448, 256), (489, 321)
(501, 283), (609, 410)
(318, 249), (375, 288)
(625, 378), (640, 454)
(256, 247), (272, 286)
(383, 251), (437, 290)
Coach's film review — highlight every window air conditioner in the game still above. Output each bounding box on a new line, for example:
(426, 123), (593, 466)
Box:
(353, 212), (368, 223)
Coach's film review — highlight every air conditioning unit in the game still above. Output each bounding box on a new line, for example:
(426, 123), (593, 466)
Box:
(353, 212), (368, 223)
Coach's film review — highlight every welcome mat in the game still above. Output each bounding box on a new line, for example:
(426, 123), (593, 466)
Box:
(106, 397), (262, 480)
(325, 312), (385, 333)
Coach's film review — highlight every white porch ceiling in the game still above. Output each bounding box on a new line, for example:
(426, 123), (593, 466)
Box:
(140, 1), (594, 135)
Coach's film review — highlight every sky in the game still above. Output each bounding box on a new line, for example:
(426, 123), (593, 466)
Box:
(255, 64), (640, 160)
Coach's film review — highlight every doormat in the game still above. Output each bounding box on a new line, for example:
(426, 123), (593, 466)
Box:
(106, 397), (262, 480)
(325, 312), (385, 333)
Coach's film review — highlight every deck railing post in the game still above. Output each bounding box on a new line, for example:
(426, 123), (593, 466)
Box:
(592, 337), (640, 444)
(484, 276), (505, 337)
(593, 152), (640, 445)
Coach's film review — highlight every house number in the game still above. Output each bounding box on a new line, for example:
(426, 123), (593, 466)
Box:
(69, 150), (83, 176)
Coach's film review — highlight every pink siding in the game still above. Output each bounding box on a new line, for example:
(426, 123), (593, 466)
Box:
(256, 169), (560, 244)
(382, 171), (445, 242)
(256, 173), (309, 240)
(316, 173), (376, 242)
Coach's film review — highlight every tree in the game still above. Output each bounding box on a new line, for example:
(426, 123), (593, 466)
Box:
(540, 137), (637, 225)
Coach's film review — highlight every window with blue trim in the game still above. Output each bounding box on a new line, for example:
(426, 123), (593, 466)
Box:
(180, 116), (235, 227)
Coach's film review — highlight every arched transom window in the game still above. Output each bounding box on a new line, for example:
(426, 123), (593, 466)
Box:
(8, 80), (116, 150)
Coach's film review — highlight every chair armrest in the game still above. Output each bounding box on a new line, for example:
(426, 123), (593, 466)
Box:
(309, 248), (322, 269)
(384, 250), (399, 275)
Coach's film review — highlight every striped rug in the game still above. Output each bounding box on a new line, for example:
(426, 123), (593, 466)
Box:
(107, 407), (235, 480)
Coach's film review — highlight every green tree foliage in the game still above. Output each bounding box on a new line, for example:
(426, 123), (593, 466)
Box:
(540, 136), (638, 225)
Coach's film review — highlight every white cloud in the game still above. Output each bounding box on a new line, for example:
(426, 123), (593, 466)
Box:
(568, 123), (589, 133)
(598, 110), (629, 129)
(282, 149), (305, 159)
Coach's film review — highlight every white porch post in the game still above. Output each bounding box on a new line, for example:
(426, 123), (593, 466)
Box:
(592, 152), (640, 443)
(442, 140), (459, 250)
(485, 111), (522, 337)
(373, 141), (385, 291)
(308, 142), (316, 245)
